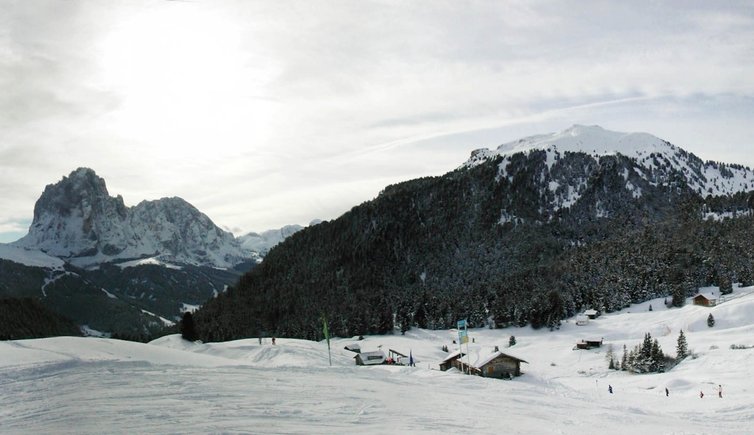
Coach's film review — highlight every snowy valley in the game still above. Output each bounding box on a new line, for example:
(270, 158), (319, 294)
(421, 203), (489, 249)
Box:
(2, 287), (753, 434)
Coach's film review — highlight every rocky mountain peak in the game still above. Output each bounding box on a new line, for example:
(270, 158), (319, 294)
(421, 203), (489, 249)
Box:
(14, 168), (252, 268)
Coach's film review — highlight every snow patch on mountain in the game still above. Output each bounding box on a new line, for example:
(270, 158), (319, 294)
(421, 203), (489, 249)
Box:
(0, 244), (64, 269)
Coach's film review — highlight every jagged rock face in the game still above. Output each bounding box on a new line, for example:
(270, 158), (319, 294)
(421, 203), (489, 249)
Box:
(15, 168), (250, 268)
(18, 168), (130, 258)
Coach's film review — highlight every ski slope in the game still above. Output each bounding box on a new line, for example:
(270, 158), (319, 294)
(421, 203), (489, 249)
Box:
(2, 288), (754, 434)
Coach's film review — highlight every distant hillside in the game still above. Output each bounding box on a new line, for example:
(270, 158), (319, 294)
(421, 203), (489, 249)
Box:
(0, 298), (81, 340)
(195, 126), (754, 342)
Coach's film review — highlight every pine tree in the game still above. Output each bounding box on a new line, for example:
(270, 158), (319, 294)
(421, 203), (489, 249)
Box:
(650, 339), (663, 372)
(707, 313), (715, 327)
(509, 335), (516, 347)
(180, 311), (198, 342)
(676, 329), (688, 360)
(621, 344), (628, 371)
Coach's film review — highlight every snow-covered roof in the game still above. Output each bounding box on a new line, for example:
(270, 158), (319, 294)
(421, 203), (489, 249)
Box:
(475, 351), (528, 368)
(694, 292), (717, 301)
(583, 309), (598, 315)
(355, 350), (386, 365)
(440, 350), (463, 363)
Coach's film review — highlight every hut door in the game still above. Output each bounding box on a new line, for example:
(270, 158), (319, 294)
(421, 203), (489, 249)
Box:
(487, 366), (494, 376)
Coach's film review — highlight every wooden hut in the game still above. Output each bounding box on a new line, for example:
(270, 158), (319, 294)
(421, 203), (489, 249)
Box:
(476, 351), (528, 378)
(693, 292), (718, 307)
(439, 350), (464, 371)
(575, 338), (603, 350)
(354, 350), (385, 366)
(584, 309), (599, 319)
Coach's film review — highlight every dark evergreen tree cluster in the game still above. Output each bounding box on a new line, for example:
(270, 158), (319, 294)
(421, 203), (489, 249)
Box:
(0, 298), (81, 340)
(620, 332), (671, 373)
(191, 150), (754, 342)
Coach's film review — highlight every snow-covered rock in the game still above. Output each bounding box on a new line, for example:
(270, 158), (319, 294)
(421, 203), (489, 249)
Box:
(13, 168), (252, 268)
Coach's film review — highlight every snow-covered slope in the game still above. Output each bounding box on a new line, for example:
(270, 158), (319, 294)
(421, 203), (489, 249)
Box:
(13, 168), (252, 268)
(2, 287), (753, 434)
(465, 125), (754, 197)
(0, 244), (64, 269)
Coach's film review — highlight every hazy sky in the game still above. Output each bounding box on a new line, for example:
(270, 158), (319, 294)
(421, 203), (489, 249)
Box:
(2, 1), (753, 242)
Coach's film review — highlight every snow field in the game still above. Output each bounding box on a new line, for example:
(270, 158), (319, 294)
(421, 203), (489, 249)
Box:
(2, 287), (754, 434)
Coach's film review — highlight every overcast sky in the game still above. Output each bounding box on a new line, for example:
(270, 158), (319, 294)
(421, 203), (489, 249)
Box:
(1, 1), (753, 242)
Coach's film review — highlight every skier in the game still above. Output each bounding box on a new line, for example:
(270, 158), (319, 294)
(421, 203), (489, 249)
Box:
(258, 337), (262, 345)
(272, 337), (276, 345)
(700, 390), (704, 398)
(665, 387), (669, 397)
(608, 385), (613, 394)
(718, 385), (722, 398)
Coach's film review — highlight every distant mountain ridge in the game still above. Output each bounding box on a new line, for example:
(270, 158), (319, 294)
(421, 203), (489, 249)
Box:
(12, 168), (252, 269)
(238, 220), (322, 256)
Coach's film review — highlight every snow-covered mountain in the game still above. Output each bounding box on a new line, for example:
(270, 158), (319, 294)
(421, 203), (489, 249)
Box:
(238, 220), (321, 256)
(12, 168), (252, 269)
(465, 124), (754, 202)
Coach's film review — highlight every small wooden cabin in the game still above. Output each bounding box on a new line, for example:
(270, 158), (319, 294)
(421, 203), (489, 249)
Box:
(439, 351), (464, 371)
(693, 292), (717, 307)
(354, 350), (385, 366)
(575, 315), (589, 326)
(576, 338), (603, 350)
(476, 351), (528, 378)
(583, 309), (599, 319)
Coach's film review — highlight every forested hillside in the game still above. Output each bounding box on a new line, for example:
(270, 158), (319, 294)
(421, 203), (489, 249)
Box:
(195, 150), (754, 341)
(0, 298), (81, 340)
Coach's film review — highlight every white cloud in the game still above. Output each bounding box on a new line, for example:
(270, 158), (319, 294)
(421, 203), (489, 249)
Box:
(1, 1), (753, 240)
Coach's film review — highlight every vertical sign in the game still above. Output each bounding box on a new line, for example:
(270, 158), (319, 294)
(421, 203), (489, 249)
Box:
(457, 319), (470, 374)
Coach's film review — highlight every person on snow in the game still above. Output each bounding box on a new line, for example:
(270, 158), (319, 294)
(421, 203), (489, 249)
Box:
(665, 387), (669, 397)
(272, 337), (276, 345)
(608, 385), (613, 394)
(700, 390), (704, 398)
(718, 385), (723, 398)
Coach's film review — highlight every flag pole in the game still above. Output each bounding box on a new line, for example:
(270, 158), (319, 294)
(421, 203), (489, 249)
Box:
(322, 315), (331, 366)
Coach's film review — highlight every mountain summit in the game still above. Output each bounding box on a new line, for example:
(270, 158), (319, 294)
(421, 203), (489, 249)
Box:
(465, 125), (754, 198)
(14, 168), (251, 268)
